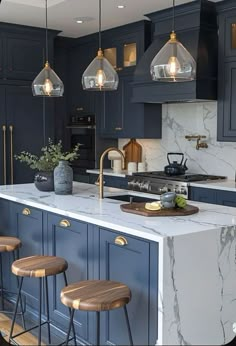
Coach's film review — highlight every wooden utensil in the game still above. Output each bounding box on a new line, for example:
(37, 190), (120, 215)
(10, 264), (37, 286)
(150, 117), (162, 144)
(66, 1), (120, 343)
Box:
(120, 203), (199, 217)
(123, 138), (142, 169)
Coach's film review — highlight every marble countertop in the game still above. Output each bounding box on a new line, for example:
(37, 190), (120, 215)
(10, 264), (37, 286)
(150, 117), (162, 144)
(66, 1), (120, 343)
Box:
(0, 182), (236, 242)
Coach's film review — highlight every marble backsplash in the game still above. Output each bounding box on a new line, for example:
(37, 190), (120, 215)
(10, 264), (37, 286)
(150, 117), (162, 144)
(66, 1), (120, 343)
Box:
(119, 102), (236, 180)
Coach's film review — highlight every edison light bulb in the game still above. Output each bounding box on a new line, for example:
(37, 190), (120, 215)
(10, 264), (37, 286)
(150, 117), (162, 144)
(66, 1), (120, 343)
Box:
(43, 78), (53, 95)
(167, 56), (180, 78)
(96, 69), (106, 89)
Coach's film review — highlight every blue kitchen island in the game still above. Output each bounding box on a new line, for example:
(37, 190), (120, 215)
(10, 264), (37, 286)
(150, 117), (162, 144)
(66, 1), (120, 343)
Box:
(0, 182), (235, 345)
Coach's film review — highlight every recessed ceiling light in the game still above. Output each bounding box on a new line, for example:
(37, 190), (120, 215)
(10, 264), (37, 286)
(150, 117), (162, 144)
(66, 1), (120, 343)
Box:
(117, 5), (125, 9)
(74, 17), (95, 24)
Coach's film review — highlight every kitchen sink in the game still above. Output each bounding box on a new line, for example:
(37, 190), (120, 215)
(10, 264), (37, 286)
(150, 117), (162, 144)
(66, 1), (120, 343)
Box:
(106, 194), (157, 203)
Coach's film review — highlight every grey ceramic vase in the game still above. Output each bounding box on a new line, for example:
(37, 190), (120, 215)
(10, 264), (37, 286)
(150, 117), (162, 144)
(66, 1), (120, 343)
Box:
(54, 160), (73, 195)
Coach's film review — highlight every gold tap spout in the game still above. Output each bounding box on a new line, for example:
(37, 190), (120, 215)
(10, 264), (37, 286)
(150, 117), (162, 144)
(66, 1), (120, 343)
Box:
(98, 147), (125, 199)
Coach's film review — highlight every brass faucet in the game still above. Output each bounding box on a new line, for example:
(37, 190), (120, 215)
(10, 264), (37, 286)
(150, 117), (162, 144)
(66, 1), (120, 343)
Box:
(98, 147), (125, 199)
(185, 135), (208, 150)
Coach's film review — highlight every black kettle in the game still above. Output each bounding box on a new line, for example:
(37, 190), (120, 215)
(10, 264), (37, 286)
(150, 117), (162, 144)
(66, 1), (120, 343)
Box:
(164, 153), (188, 176)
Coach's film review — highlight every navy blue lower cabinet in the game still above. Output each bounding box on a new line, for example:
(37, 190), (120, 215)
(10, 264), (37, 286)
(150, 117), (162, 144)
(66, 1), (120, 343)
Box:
(11, 203), (43, 311)
(189, 187), (236, 207)
(0, 199), (13, 291)
(89, 173), (128, 189)
(189, 187), (217, 204)
(216, 190), (236, 207)
(98, 228), (158, 346)
(46, 213), (92, 344)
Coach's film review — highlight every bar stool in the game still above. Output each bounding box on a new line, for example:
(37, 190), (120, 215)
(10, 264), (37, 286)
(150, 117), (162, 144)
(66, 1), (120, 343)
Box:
(0, 236), (25, 326)
(61, 280), (133, 346)
(9, 255), (75, 346)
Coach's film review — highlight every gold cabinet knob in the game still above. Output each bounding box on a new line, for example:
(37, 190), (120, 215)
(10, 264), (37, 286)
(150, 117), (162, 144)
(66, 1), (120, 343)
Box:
(114, 236), (128, 246)
(59, 219), (71, 228)
(22, 208), (31, 216)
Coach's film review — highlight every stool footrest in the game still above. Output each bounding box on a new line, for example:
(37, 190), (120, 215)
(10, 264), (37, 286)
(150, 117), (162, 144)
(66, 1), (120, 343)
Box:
(10, 320), (49, 340)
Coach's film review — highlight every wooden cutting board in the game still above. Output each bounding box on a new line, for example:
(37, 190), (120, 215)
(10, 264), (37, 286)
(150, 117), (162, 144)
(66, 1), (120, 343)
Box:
(123, 138), (142, 169)
(120, 203), (199, 217)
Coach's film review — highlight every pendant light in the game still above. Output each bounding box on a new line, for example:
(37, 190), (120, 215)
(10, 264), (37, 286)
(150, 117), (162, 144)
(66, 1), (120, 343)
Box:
(150, 0), (196, 82)
(32, 0), (64, 97)
(82, 0), (119, 91)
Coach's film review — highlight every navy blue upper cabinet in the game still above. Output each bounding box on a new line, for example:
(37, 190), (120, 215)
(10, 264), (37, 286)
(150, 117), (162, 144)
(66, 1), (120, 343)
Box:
(217, 2), (236, 141)
(100, 75), (162, 138)
(102, 21), (150, 75)
(0, 23), (58, 82)
(98, 228), (158, 346)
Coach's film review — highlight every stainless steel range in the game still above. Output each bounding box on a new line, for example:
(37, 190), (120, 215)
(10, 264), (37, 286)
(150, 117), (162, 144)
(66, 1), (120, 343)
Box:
(127, 172), (227, 199)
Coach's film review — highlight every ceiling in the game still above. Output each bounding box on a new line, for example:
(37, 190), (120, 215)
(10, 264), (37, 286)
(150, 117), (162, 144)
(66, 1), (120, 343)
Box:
(1, 0), (221, 38)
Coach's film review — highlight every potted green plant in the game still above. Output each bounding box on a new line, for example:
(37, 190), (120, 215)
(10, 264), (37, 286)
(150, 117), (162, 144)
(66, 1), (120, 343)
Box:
(15, 139), (80, 192)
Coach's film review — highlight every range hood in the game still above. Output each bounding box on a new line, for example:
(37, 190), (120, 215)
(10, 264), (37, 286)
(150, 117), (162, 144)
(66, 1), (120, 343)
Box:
(132, 0), (218, 104)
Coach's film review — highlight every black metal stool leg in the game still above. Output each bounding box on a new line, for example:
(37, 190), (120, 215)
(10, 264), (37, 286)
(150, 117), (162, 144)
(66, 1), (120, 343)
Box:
(0, 253), (4, 310)
(9, 276), (24, 342)
(63, 272), (77, 345)
(38, 277), (42, 345)
(124, 305), (133, 346)
(45, 276), (51, 345)
(65, 308), (75, 345)
(96, 311), (100, 346)
(12, 251), (26, 330)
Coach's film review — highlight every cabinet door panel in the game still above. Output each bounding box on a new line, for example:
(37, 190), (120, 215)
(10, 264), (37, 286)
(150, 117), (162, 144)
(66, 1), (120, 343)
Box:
(12, 203), (43, 309)
(189, 187), (217, 204)
(5, 34), (44, 80)
(0, 86), (6, 185)
(101, 89), (122, 136)
(6, 85), (45, 184)
(216, 190), (236, 207)
(99, 229), (150, 346)
(47, 214), (90, 342)
(218, 62), (236, 140)
(224, 15), (236, 57)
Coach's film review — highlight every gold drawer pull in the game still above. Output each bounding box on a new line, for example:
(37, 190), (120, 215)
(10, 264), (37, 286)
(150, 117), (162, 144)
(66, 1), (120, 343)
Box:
(115, 127), (122, 131)
(59, 219), (71, 228)
(115, 67), (123, 71)
(22, 208), (31, 216)
(115, 236), (128, 246)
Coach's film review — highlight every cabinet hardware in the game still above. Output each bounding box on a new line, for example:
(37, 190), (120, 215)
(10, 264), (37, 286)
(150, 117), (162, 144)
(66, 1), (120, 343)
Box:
(22, 208), (31, 216)
(76, 107), (84, 111)
(115, 127), (122, 131)
(2, 125), (6, 185)
(59, 219), (71, 228)
(115, 236), (128, 246)
(115, 67), (123, 71)
(9, 125), (14, 184)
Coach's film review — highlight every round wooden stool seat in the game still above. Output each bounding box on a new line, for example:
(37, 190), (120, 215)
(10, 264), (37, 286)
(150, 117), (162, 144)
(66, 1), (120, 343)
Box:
(0, 236), (21, 253)
(61, 280), (131, 311)
(11, 255), (68, 278)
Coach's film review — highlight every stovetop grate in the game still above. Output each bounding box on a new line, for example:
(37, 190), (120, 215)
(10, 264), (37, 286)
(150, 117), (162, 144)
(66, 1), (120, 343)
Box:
(132, 171), (227, 182)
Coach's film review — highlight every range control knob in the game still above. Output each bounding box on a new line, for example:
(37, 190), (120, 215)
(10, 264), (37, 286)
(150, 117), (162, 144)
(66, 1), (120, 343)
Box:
(180, 188), (187, 195)
(140, 181), (150, 192)
(159, 186), (168, 193)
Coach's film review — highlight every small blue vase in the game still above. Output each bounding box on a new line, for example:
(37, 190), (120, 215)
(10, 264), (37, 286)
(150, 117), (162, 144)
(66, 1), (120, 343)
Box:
(54, 160), (73, 195)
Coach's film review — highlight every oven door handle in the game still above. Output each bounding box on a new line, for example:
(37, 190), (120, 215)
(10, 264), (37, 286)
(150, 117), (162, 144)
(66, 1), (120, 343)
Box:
(66, 125), (95, 129)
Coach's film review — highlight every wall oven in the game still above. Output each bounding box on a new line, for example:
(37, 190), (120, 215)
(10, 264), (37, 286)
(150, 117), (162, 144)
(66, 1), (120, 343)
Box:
(66, 112), (117, 182)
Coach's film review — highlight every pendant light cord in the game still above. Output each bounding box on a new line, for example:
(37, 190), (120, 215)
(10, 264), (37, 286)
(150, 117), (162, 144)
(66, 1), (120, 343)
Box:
(45, 0), (49, 61)
(172, 0), (175, 32)
(98, 0), (101, 50)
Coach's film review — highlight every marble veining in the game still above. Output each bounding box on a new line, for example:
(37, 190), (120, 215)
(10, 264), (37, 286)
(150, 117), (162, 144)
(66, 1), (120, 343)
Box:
(119, 102), (236, 180)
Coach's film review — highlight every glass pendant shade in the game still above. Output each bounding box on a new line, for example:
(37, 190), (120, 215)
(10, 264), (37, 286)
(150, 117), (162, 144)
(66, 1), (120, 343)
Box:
(32, 62), (64, 97)
(82, 49), (119, 91)
(150, 31), (196, 82)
